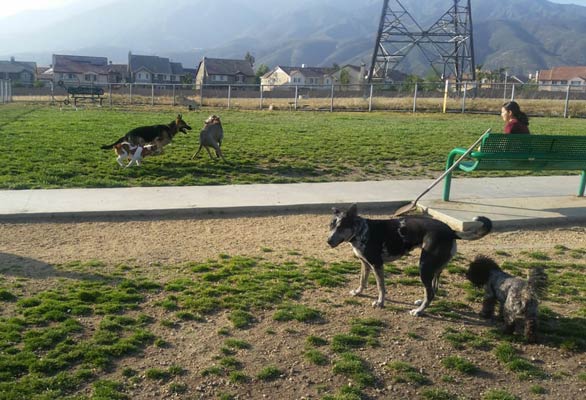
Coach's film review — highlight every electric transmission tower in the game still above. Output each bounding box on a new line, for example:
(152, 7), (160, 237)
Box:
(368, 0), (475, 83)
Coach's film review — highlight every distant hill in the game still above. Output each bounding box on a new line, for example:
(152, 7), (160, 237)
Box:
(2, 0), (586, 75)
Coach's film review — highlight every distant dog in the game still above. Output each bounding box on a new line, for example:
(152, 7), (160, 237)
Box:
(191, 115), (226, 162)
(327, 204), (492, 315)
(101, 114), (192, 153)
(113, 142), (157, 167)
(466, 255), (547, 342)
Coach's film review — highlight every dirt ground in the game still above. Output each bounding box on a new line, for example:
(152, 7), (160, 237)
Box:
(1, 212), (585, 399)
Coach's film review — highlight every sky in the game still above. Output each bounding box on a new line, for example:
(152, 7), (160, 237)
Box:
(1, 0), (586, 18)
(0, 0), (114, 18)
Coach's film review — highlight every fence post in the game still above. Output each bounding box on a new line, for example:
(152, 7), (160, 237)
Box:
(442, 80), (449, 113)
(109, 84), (112, 108)
(227, 85), (231, 110)
(294, 85), (298, 111)
(412, 82), (418, 113)
(129, 83), (133, 105)
(259, 84), (264, 110)
(151, 84), (155, 106)
(564, 84), (571, 118)
(368, 84), (373, 112)
(330, 84), (334, 112)
(200, 83), (204, 107)
(510, 83), (515, 101)
(172, 84), (176, 106)
(0, 80), (4, 103)
(461, 82), (467, 113)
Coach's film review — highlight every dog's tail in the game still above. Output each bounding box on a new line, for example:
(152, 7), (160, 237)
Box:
(527, 266), (548, 299)
(101, 137), (124, 150)
(466, 255), (500, 287)
(456, 216), (492, 241)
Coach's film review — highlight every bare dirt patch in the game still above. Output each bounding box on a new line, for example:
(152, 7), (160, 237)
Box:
(1, 213), (585, 399)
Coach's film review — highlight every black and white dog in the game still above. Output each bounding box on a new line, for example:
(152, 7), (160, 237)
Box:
(327, 204), (492, 316)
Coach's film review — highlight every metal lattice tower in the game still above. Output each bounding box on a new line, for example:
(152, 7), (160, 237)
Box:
(368, 0), (475, 83)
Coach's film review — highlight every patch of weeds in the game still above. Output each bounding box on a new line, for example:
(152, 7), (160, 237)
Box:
(306, 335), (328, 347)
(257, 365), (282, 381)
(273, 303), (322, 323)
(287, 250), (301, 256)
(0, 289), (17, 302)
(228, 371), (250, 384)
(169, 382), (188, 394)
(407, 332), (423, 340)
(525, 251), (550, 261)
(228, 310), (255, 329)
(219, 356), (242, 371)
(160, 319), (177, 329)
(224, 338), (251, 350)
(260, 247), (273, 253)
(175, 311), (204, 321)
(343, 298), (362, 306)
(322, 384), (365, 400)
(403, 265), (420, 277)
(201, 366), (223, 377)
(145, 368), (171, 381)
(395, 277), (420, 286)
(530, 385), (547, 395)
(421, 388), (457, 400)
(426, 300), (471, 319)
(578, 372), (586, 381)
(494, 343), (546, 380)
(495, 250), (511, 256)
(445, 264), (466, 275)
(482, 389), (519, 400)
(92, 379), (128, 400)
(217, 327), (230, 336)
(386, 361), (430, 385)
(332, 352), (376, 388)
(154, 338), (169, 348)
(121, 368), (137, 378)
(331, 334), (367, 353)
(442, 327), (492, 350)
(304, 349), (329, 366)
(441, 355), (478, 375)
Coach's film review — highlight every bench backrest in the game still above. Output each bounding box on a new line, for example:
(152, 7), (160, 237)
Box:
(471, 133), (586, 170)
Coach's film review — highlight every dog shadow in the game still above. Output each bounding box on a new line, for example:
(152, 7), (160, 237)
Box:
(0, 252), (120, 283)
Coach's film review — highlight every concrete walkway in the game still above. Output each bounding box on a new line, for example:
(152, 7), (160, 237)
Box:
(0, 175), (585, 230)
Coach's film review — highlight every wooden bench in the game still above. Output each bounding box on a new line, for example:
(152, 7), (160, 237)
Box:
(443, 133), (586, 201)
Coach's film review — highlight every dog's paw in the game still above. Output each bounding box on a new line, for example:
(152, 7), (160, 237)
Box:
(350, 288), (363, 297)
(409, 308), (423, 316)
(414, 299), (423, 306)
(371, 300), (384, 308)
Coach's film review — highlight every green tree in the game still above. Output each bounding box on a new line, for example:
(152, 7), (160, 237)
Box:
(245, 52), (255, 67)
(255, 64), (270, 84)
(339, 69), (350, 85)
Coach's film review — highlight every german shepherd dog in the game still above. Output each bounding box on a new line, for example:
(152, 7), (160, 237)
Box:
(466, 255), (547, 342)
(101, 114), (192, 154)
(327, 204), (492, 315)
(191, 115), (226, 162)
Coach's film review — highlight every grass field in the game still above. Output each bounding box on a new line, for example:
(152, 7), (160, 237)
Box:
(0, 249), (584, 399)
(0, 104), (585, 189)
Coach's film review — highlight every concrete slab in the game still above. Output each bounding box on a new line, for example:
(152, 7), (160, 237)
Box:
(419, 196), (586, 231)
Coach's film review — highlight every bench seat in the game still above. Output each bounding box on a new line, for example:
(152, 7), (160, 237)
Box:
(443, 133), (586, 200)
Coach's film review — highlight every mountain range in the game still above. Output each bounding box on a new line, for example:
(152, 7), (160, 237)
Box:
(2, 0), (586, 75)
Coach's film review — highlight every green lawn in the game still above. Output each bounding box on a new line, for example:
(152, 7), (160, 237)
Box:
(0, 104), (584, 189)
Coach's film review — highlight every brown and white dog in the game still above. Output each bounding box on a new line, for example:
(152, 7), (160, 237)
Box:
(191, 114), (226, 162)
(113, 142), (158, 167)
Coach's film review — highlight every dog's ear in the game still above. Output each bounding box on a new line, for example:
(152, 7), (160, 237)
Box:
(347, 203), (358, 217)
(177, 114), (182, 120)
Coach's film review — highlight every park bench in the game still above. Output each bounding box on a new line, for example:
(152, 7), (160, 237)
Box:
(57, 81), (105, 106)
(442, 133), (586, 201)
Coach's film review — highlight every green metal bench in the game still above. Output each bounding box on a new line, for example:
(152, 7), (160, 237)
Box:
(443, 133), (586, 201)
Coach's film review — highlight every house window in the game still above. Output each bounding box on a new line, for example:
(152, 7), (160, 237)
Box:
(84, 74), (96, 82)
(212, 75), (228, 82)
(571, 80), (582, 86)
(292, 77), (301, 83)
(157, 74), (164, 81)
(67, 73), (75, 80)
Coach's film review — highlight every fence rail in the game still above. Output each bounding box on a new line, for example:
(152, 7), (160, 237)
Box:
(9, 81), (586, 117)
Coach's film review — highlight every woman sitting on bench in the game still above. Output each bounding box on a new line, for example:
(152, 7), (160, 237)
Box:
(501, 101), (530, 134)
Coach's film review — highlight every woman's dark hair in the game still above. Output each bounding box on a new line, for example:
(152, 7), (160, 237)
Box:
(503, 101), (529, 126)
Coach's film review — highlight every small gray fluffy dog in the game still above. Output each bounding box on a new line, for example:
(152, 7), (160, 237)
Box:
(466, 255), (547, 343)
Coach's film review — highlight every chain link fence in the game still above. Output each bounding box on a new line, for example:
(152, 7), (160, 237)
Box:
(9, 81), (586, 117)
(0, 80), (12, 103)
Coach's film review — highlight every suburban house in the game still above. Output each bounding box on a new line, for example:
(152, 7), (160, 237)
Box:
(0, 57), (37, 86)
(326, 64), (367, 86)
(537, 66), (586, 91)
(261, 65), (337, 89)
(195, 57), (256, 86)
(128, 52), (186, 84)
(52, 54), (110, 85)
(107, 63), (128, 83)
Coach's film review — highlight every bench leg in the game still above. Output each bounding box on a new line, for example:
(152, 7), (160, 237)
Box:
(442, 152), (459, 201)
(579, 171), (586, 197)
